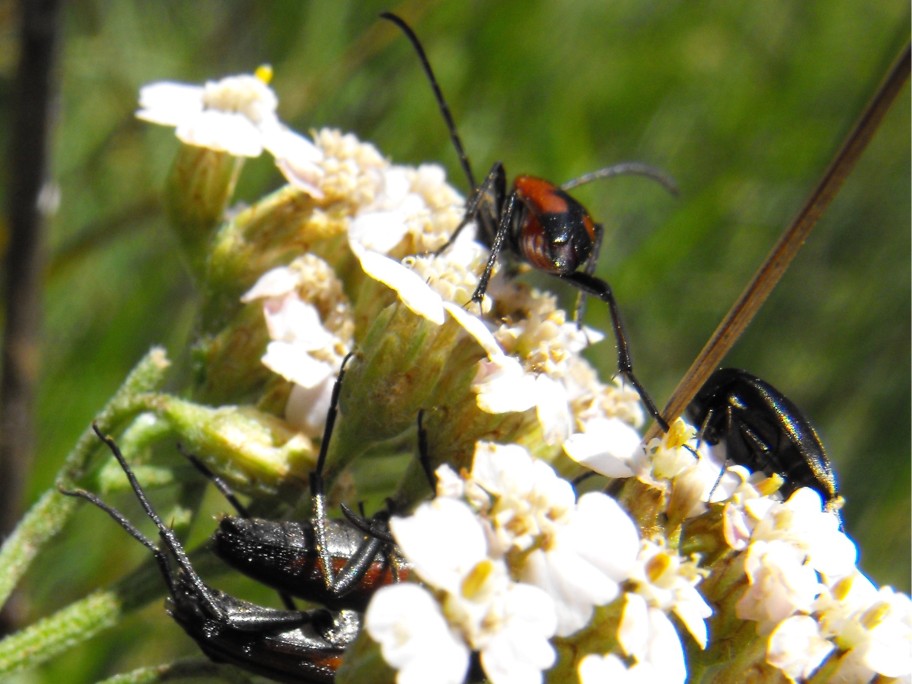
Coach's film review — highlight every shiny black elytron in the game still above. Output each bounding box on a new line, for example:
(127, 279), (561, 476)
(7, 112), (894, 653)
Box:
(687, 367), (841, 514)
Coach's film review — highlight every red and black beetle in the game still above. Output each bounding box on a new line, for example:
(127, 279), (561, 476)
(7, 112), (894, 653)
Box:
(381, 12), (676, 430)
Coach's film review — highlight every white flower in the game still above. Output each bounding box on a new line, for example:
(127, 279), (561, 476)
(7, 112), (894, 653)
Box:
(626, 539), (712, 648)
(137, 69), (324, 195)
(813, 572), (912, 680)
(456, 443), (640, 637)
(578, 652), (659, 684)
(759, 570), (912, 681)
(474, 582), (559, 684)
(488, 284), (601, 378)
(366, 583), (469, 684)
(472, 355), (541, 415)
(521, 492), (639, 636)
(348, 236), (446, 325)
(721, 472), (772, 550)
(383, 497), (558, 684)
(472, 355), (573, 445)
(267, 125), (325, 197)
(314, 130), (462, 253)
(138, 72), (278, 156)
(563, 417), (642, 478)
(767, 615), (835, 680)
(349, 232), (521, 363)
(477, 280), (640, 443)
(617, 593), (688, 684)
(736, 539), (821, 631)
(461, 443), (575, 533)
(342, 166), (514, 343)
(391, 497), (490, 591)
(720, 477), (857, 581)
(569, 363), (645, 430)
(750, 488), (857, 579)
(434, 463), (467, 500)
(442, 303), (503, 358)
(241, 258), (351, 436)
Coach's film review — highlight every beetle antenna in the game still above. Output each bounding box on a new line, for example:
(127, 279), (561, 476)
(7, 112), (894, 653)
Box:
(561, 162), (679, 196)
(181, 446), (251, 518)
(90, 423), (219, 609)
(380, 12), (477, 191)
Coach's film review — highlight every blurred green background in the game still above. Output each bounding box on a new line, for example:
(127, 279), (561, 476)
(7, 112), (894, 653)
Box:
(1, 1), (908, 681)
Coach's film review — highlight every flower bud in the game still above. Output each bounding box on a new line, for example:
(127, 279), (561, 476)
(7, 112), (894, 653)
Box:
(165, 145), (240, 279)
(153, 394), (314, 497)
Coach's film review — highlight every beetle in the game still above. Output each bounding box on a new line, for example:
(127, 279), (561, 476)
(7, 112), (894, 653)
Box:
(209, 495), (407, 613)
(188, 354), (424, 612)
(380, 12), (676, 431)
(60, 425), (360, 684)
(686, 367), (842, 517)
(182, 449), (408, 613)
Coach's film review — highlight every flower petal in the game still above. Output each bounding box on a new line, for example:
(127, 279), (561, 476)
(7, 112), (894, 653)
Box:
(350, 238), (445, 324)
(366, 584), (470, 684)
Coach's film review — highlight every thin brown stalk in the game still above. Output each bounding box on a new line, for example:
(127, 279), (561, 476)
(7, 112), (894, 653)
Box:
(645, 43), (911, 442)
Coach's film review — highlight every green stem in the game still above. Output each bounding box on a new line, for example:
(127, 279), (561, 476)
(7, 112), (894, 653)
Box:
(96, 658), (255, 684)
(0, 348), (170, 609)
(0, 549), (223, 677)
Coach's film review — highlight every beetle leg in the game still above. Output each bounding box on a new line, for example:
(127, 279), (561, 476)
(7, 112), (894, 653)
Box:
(471, 183), (515, 309)
(573, 221), (606, 325)
(308, 352), (410, 603)
(557, 271), (669, 432)
(434, 161), (502, 257)
(416, 408), (435, 491)
(180, 441), (301, 610)
(310, 353), (355, 592)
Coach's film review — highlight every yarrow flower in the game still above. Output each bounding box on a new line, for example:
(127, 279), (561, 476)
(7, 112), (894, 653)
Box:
(577, 652), (660, 683)
(111, 67), (912, 684)
(759, 559), (912, 681)
(626, 539), (712, 651)
(240, 256), (352, 436)
(367, 441), (714, 683)
(810, 572), (912, 680)
(366, 496), (558, 684)
(575, 539), (711, 684)
(459, 443), (640, 636)
(732, 488), (857, 633)
(708, 479), (912, 681)
(137, 67), (324, 196)
(365, 443), (639, 682)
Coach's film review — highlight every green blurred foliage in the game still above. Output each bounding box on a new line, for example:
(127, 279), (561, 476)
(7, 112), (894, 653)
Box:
(1, 0), (907, 681)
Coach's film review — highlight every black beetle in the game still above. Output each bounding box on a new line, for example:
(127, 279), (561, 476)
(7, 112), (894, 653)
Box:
(687, 367), (842, 516)
(202, 354), (420, 612)
(60, 425), (360, 684)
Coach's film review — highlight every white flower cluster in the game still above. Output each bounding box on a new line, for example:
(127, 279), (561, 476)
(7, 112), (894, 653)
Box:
(566, 416), (741, 515)
(240, 256), (353, 436)
(136, 68), (912, 684)
(137, 69), (642, 456)
(725, 480), (912, 681)
(365, 442), (712, 684)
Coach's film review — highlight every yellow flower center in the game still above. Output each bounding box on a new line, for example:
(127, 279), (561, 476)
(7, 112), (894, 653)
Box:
(646, 551), (672, 583)
(255, 64), (273, 84)
(462, 559), (496, 600)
